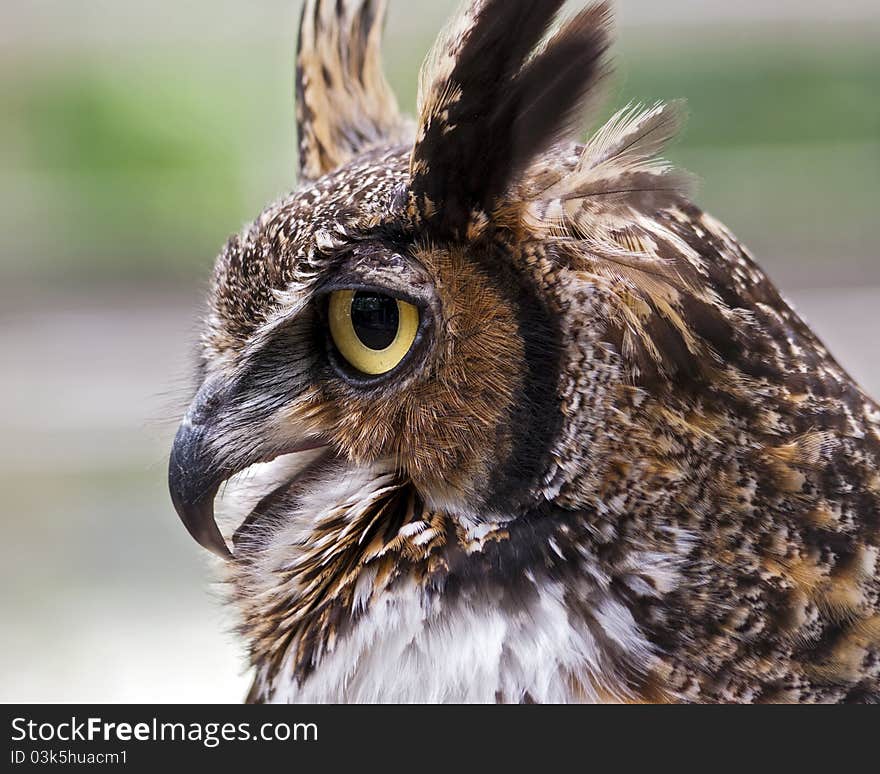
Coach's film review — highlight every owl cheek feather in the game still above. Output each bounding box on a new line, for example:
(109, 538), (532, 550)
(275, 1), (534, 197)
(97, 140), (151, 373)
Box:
(320, 381), (510, 515)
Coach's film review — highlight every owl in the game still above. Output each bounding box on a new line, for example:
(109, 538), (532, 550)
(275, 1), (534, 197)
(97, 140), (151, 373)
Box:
(168, 0), (880, 703)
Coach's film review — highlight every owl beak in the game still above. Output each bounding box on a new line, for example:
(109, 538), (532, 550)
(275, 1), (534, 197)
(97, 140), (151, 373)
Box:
(169, 373), (328, 559)
(168, 378), (235, 559)
(169, 422), (232, 559)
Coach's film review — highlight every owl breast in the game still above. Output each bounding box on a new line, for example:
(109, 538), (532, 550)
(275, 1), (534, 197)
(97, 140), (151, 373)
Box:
(225, 458), (661, 704)
(262, 579), (640, 703)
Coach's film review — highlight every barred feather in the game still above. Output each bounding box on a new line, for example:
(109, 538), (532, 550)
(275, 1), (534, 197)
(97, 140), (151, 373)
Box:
(296, 0), (409, 180)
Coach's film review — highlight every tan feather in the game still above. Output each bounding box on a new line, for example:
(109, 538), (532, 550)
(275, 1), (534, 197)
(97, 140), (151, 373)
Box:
(297, 0), (410, 181)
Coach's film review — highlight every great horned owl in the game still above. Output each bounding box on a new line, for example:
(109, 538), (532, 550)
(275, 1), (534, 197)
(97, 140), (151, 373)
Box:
(168, 0), (880, 703)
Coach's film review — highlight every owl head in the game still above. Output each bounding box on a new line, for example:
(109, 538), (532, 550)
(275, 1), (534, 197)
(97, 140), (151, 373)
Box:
(169, 0), (732, 559)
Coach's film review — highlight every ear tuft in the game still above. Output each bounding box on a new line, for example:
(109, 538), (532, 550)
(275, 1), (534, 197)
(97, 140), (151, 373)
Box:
(296, 0), (409, 181)
(408, 0), (613, 240)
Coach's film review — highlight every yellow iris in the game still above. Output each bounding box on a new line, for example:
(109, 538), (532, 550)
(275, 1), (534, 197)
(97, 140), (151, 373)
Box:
(328, 290), (420, 375)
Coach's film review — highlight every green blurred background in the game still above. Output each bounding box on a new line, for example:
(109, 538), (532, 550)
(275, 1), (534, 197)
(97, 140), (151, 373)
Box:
(2, 1), (878, 701)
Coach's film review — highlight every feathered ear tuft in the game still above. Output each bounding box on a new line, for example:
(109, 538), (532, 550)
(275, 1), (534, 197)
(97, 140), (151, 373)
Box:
(407, 0), (612, 240)
(296, 0), (409, 181)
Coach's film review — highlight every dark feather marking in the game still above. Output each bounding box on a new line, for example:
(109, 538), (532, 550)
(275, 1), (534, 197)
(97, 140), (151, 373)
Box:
(485, 5), (612, 205)
(409, 1), (611, 239)
(471, 242), (565, 513)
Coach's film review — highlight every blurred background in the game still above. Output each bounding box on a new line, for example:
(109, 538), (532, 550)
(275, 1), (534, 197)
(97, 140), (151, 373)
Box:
(2, 0), (878, 702)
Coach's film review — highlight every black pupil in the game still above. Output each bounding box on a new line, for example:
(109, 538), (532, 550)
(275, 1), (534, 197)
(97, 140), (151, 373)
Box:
(350, 291), (399, 350)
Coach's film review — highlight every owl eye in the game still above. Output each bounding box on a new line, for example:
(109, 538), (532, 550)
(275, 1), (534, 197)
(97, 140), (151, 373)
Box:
(327, 290), (420, 376)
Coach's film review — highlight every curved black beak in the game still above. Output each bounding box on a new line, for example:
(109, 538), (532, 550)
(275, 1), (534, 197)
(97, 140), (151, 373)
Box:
(168, 375), (236, 558)
(169, 369), (328, 558)
(168, 417), (232, 558)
